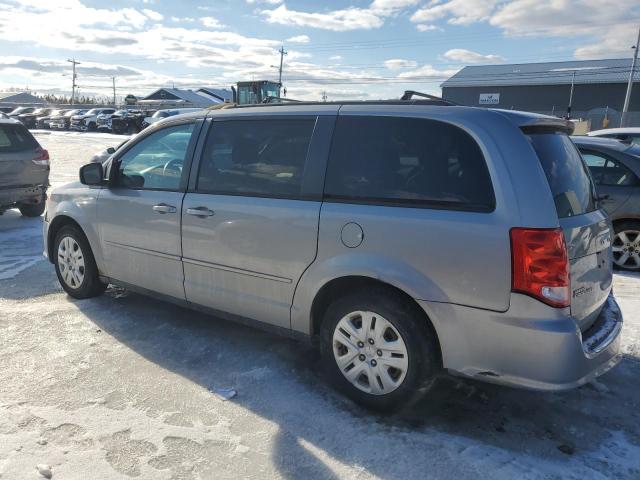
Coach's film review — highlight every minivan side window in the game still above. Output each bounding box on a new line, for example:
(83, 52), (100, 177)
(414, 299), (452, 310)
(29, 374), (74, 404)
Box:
(324, 116), (495, 211)
(197, 118), (315, 198)
(114, 123), (195, 191)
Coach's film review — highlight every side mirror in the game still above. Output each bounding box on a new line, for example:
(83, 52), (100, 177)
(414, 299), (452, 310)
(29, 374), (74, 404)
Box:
(79, 162), (104, 186)
(106, 146), (116, 154)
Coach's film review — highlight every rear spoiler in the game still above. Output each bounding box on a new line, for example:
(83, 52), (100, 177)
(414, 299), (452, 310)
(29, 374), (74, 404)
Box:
(492, 109), (574, 135)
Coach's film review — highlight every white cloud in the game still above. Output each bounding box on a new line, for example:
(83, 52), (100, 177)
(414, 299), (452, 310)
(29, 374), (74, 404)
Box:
(261, 0), (419, 31)
(246, 0), (282, 4)
(489, 0), (640, 59)
(261, 4), (384, 31)
(384, 58), (418, 69)
(443, 48), (504, 64)
(416, 24), (437, 32)
(329, 55), (343, 61)
(410, 0), (640, 60)
(201, 17), (225, 29)
(142, 8), (163, 22)
(411, 0), (498, 27)
(397, 64), (460, 80)
(286, 35), (310, 43)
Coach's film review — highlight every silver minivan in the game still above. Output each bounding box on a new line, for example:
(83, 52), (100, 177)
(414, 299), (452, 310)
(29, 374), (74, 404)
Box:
(44, 101), (623, 411)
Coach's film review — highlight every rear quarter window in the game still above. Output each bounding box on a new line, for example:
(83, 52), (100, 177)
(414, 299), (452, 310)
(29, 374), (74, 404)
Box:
(324, 116), (495, 211)
(525, 131), (596, 218)
(0, 124), (38, 152)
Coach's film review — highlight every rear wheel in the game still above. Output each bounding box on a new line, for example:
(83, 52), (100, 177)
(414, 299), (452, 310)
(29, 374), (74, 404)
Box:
(54, 225), (106, 298)
(18, 195), (45, 217)
(320, 287), (440, 412)
(612, 221), (640, 271)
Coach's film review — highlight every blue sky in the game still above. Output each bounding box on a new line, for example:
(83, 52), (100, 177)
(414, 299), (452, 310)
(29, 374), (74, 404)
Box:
(0, 0), (639, 101)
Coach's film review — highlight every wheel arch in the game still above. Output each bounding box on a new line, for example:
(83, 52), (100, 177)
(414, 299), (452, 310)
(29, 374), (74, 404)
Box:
(47, 215), (86, 263)
(308, 275), (442, 362)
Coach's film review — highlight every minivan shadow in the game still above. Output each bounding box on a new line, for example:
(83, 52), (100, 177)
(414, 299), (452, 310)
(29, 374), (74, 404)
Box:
(70, 288), (640, 479)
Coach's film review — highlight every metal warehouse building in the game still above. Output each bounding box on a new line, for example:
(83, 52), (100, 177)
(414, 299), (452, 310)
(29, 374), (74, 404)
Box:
(441, 58), (640, 126)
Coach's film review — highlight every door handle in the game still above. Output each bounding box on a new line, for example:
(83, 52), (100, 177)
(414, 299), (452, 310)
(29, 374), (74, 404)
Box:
(185, 206), (215, 218)
(152, 203), (177, 214)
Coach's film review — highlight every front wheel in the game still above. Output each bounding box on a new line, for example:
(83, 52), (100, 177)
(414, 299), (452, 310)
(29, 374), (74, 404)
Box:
(612, 221), (640, 271)
(320, 288), (440, 412)
(54, 225), (106, 298)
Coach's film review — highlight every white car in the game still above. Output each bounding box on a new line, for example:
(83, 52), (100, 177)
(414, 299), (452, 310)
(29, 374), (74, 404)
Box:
(70, 108), (116, 132)
(143, 108), (203, 128)
(588, 128), (640, 145)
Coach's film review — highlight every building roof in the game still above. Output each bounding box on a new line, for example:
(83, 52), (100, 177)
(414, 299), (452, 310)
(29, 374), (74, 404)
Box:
(442, 58), (639, 88)
(0, 91), (43, 104)
(141, 88), (219, 107)
(197, 87), (233, 103)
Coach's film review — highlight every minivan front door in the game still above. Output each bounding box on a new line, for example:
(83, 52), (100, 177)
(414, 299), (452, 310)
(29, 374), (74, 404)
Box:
(97, 121), (199, 300)
(181, 116), (331, 328)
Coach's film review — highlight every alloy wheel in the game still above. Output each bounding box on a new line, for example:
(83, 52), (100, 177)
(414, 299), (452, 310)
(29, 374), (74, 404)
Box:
(612, 230), (640, 270)
(57, 236), (86, 289)
(332, 310), (409, 395)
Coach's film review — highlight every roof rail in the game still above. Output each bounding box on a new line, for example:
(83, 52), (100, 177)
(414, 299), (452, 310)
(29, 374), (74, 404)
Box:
(401, 90), (457, 105)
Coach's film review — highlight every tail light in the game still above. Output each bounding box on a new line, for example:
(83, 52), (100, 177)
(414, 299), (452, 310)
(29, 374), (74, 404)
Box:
(510, 228), (570, 308)
(32, 147), (50, 166)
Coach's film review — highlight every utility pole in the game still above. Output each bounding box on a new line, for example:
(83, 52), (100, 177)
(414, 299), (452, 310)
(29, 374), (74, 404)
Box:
(112, 77), (116, 106)
(67, 58), (80, 105)
(321, 91), (328, 102)
(567, 70), (576, 119)
(621, 25), (640, 127)
(277, 45), (287, 96)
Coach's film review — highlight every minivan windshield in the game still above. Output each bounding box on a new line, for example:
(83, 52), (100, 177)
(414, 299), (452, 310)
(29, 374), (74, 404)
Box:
(526, 131), (596, 218)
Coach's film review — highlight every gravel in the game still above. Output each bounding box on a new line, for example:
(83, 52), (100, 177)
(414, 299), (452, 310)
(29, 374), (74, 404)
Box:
(0, 130), (639, 479)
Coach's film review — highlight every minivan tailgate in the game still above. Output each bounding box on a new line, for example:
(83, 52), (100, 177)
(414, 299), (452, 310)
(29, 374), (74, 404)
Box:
(561, 210), (612, 332)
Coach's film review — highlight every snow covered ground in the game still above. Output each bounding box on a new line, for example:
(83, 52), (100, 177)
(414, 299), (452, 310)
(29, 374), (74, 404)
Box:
(0, 130), (639, 479)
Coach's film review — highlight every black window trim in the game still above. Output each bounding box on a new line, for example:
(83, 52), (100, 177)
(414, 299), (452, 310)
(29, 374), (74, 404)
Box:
(188, 115), (331, 201)
(322, 114), (497, 213)
(108, 118), (204, 193)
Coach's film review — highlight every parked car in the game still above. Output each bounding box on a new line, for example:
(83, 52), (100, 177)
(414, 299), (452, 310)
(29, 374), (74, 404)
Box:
(70, 108), (116, 132)
(44, 103), (622, 411)
(7, 106), (37, 118)
(89, 139), (130, 164)
(588, 127), (640, 145)
(0, 117), (49, 216)
(50, 109), (86, 130)
(110, 110), (150, 134)
(142, 108), (203, 129)
(572, 136), (640, 271)
(0, 107), (15, 114)
(96, 110), (122, 132)
(36, 109), (69, 129)
(17, 107), (52, 129)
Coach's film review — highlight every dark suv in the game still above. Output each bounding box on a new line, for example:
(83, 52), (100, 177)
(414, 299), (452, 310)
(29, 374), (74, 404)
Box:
(0, 118), (49, 216)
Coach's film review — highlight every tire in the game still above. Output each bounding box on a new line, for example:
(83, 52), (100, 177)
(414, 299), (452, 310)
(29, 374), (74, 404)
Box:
(320, 287), (440, 412)
(18, 197), (45, 217)
(612, 221), (640, 271)
(54, 225), (107, 299)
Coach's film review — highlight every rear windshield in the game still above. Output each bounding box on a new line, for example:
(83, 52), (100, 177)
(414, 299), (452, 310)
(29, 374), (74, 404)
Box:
(0, 124), (38, 152)
(526, 131), (596, 218)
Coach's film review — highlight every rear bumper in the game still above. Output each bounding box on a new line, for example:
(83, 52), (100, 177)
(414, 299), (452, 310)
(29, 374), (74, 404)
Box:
(420, 292), (623, 391)
(0, 184), (47, 209)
